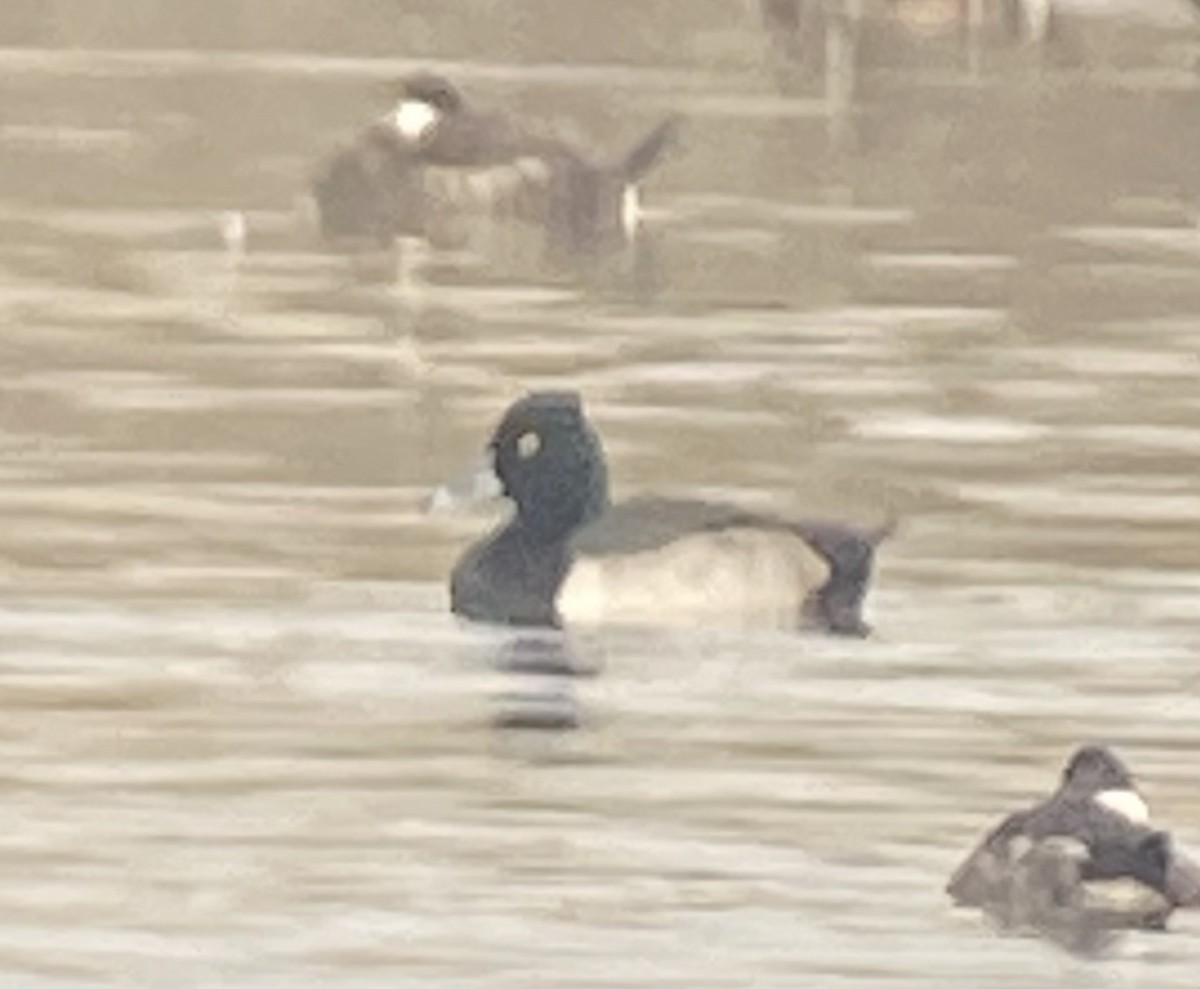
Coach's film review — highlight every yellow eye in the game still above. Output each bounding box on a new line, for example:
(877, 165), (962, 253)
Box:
(516, 431), (541, 459)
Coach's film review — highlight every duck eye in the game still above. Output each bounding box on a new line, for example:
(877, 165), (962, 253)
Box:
(516, 431), (541, 460)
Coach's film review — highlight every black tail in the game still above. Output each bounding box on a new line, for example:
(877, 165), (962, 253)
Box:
(617, 115), (682, 182)
(791, 516), (897, 570)
(790, 516), (896, 637)
(696, 510), (896, 637)
(1165, 841), (1200, 907)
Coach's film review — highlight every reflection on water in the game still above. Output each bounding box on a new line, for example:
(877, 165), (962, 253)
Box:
(1, 4), (1200, 985)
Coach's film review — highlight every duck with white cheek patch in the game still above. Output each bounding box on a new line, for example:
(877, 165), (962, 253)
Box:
(309, 72), (681, 267)
(947, 745), (1200, 954)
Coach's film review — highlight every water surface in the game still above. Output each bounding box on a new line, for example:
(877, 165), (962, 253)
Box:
(1, 8), (1200, 985)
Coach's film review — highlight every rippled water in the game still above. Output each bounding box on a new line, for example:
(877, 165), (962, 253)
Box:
(2, 7), (1200, 985)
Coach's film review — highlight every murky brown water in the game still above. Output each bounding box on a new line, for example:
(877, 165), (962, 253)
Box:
(2, 4), (1200, 985)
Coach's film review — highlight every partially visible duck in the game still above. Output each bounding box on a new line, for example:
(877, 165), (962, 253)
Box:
(308, 72), (464, 248)
(309, 72), (680, 263)
(948, 746), (1200, 950)
(430, 391), (891, 635)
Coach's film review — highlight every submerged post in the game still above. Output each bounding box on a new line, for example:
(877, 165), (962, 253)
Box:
(965, 0), (985, 78)
(824, 0), (862, 152)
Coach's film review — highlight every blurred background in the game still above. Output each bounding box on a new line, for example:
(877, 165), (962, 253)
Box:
(0, 1), (1199, 985)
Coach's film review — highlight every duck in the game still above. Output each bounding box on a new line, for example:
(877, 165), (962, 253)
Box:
(309, 72), (680, 261)
(999, 834), (1171, 955)
(947, 745), (1200, 950)
(307, 72), (456, 248)
(430, 391), (891, 635)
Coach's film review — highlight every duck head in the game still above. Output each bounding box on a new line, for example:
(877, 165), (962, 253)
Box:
(430, 392), (610, 545)
(388, 72), (465, 144)
(487, 391), (610, 541)
(1060, 746), (1148, 823)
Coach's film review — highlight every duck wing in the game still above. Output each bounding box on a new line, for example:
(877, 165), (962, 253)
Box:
(946, 810), (1030, 907)
(424, 113), (679, 258)
(570, 497), (775, 556)
(418, 106), (540, 167)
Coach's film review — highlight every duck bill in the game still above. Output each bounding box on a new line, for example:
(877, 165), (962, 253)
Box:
(426, 454), (503, 514)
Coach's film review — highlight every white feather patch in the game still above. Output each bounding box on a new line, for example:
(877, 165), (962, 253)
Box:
(1094, 788), (1150, 824)
(390, 99), (439, 142)
(620, 184), (642, 241)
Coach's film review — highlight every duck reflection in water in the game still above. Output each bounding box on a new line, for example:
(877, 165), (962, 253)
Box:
(489, 632), (598, 734)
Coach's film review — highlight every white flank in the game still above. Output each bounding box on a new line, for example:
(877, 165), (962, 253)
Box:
(620, 184), (642, 242)
(391, 100), (439, 142)
(558, 527), (827, 628)
(1094, 788), (1150, 824)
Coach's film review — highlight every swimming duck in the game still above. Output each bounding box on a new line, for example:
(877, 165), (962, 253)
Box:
(947, 745), (1200, 948)
(431, 391), (891, 634)
(309, 72), (680, 261)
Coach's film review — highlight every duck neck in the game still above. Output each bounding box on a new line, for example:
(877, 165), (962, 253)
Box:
(517, 464), (609, 546)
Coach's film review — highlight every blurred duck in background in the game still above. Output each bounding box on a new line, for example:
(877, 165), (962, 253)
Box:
(947, 745), (1200, 954)
(308, 71), (681, 277)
